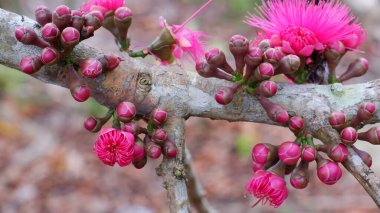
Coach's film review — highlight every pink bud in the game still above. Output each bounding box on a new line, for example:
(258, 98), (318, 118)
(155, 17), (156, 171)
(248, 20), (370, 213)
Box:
(71, 10), (84, 30)
(278, 141), (301, 165)
(327, 41), (346, 55)
(195, 62), (216, 78)
(317, 160), (342, 185)
(245, 46), (263, 67)
(290, 162), (309, 189)
(122, 122), (140, 135)
(15, 27), (49, 48)
(258, 62), (275, 78)
(71, 85), (91, 102)
(116, 101), (136, 123)
(289, 116), (304, 133)
(259, 81), (277, 97)
(229, 34), (249, 72)
(276, 55), (301, 75)
(352, 146), (372, 167)
(80, 58), (103, 78)
(215, 86), (235, 105)
(275, 110), (289, 125)
(358, 127), (380, 145)
(328, 112), (347, 130)
(146, 141), (162, 159)
(152, 129), (168, 144)
(53, 5), (72, 29)
(150, 108), (168, 126)
(340, 127), (358, 145)
(60, 27), (80, 47)
(258, 39), (271, 51)
(252, 161), (265, 173)
(71, 10), (83, 17)
(358, 102), (376, 121)
(342, 34), (359, 49)
(114, 7), (133, 21)
(270, 34), (282, 47)
(103, 53), (123, 71)
(133, 139), (146, 162)
(41, 47), (60, 65)
(19, 55), (43, 74)
(205, 48), (234, 73)
(85, 10), (104, 30)
(252, 143), (271, 164)
(41, 23), (60, 42)
(264, 47), (285, 63)
(55, 5), (70, 17)
(84, 117), (97, 132)
(301, 145), (316, 162)
(338, 58), (369, 82)
(328, 143), (349, 163)
(163, 141), (178, 158)
(35, 5), (52, 26)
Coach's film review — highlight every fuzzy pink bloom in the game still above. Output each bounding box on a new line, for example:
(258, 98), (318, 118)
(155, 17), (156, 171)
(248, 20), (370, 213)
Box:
(93, 128), (135, 167)
(80, 0), (125, 15)
(246, 170), (288, 208)
(246, 0), (366, 56)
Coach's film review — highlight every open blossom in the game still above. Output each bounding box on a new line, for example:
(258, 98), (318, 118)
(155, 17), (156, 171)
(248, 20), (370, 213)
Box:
(80, 0), (125, 15)
(246, 170), (288, 208)
(246, 0), (366, 56)
(93, 128), (135, 167)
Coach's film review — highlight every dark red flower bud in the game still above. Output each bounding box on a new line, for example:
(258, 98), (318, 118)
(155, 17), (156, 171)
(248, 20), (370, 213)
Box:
(41, 47), (61, 65)
(215, 86), (235, 105)
(290, 161), (309, 189)
(70, 85), (91, 102)
(152, 129), (168, 144)
(328, 111), (347, 131)
(41, 23), (60, 42)
(338, 58), (369, 82)
(229, 35), (249, 72)
(133, 156), (147, 169)
(358, 127), (380, 145)
(289, 116), (304, 134)
(80, 58), (103, 78)
(195, 62), (232, 81)
(244, 46), (263, 67)
(205, 48), (234, 73)
(357, 102), (376, 121)
(85, 10), (104, 30)
(103, 53), (123, 71)
(278, 141), (301, 165)
(84, 117), (98, 132)
(352, 146), (372, 167)
(251, 143), (278, 164)
(114, 7), (133, 49)
(340, 127), (358, 145)
(116, 101), (136, 123)
(133, 138), (146, 162)
(264, 47), (285, 64)
(251, 62), (275, 82)
(163, 140), (178, 158)
(301, 145), (316, 162)
(259, 97), (289, 124)
(81, 26), (95, 40)
(53, 5), (72, 29)
(146, 141), (162, 159)
(60, 27), (80, 48)
(19, 55), (43, 74)
(316, 155), (342, 185)
(71, 10), (84, 31)
(150, 108), (168, 126)
(258, 80), (278, 97)
(35, 5), (52, 26)
(15, 27), (49, 48)
(122, 122), (140, 135)
(276, 55), (301, 75)
(327, 143), (349, 163)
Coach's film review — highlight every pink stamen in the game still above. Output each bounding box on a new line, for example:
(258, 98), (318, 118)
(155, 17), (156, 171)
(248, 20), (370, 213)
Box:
(175, 0), (213, 33)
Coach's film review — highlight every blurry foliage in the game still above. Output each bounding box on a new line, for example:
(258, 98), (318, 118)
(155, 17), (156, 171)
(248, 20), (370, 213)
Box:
(234, 134), (255, 157)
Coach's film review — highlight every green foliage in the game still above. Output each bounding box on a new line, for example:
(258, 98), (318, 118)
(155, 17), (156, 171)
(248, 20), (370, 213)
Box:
(235, 134), (254, 157)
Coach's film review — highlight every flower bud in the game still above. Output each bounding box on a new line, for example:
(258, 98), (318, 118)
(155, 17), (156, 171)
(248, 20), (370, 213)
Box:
(328, 143), (349, 163)
(133, 155), (147, 169)
(152, 129), (168, 144)
(269, 34), (282, 47)
(52, 5), (72, 29)
(338, 58), (368, 82)
(80, 58), (103, 78)
(259, 97), (289, 124)
(258, 39), (270, 52)
(290, 162), (309, 189)
(102, 53), (123, 71)
(122, 122), (140, 135)
(327, 41), (346, 55)
(133, 138), (146, 162)
(301, 145), (316, 162)
(116, 101), (136, 123)
(35, 5), (52, 26)
(19, 55), (43, 74)
(252, 161), (265, 173)
(15, 27), (49, 48)
(215, 86), (235, 105)
(342, 34), (360, 49)
(195, 62), (233, 81)
(84, 117), (98, 132)
(276, 55), (301, 75)
(251, 143), (276, 164)
(70, 85), (91, 102)
(264, 47), (285, 64)
(358, 102), (376, 121)
(146, 141), (162, 159)
(278, 141), (301, 165)
(150, 108), (168, 126)
(205, 48), (234, 73)
(316, 156), (342, 185)
(289, 116), (304, 134)
(258, 80), (278, 97)
(358, 127), (380, 145)
(114, 7), (133, 50)
(340, 127), (358, 145)
(229, 35), (249, 72)
(60, 27), (80, 48)
(252, 62), (275, 82)
(41, 23), (60, 42)
(85, 10), (104, 30)
(71, 10), (84, 31)
(352, 146), (372, 168)
(328, 112), (347, 131)
(244, 46), (263, 67)
(81, 26), (95, 40)
(163, 140), (178, 158)
(148, 20), (176, 64)
(41, 47), (61, 65)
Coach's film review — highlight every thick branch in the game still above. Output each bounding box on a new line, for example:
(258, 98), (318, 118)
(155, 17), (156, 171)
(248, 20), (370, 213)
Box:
(1, 8), (380, 208)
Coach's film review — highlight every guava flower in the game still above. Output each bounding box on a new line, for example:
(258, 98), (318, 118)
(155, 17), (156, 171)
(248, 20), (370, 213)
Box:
(80, 0), (125, 16)
(246, 0), (366, 56)
(246, 170), (288, 208)
(93, 127), (135, 167)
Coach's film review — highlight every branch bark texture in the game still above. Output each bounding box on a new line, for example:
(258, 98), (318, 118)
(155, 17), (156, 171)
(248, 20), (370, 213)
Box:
(1, 8), (380, 210)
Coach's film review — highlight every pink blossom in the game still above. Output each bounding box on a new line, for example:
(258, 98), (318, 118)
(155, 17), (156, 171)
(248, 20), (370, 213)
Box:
(93, 128), (135, 167)
(80, 0), (125, 16)
(246, 170), (288, 208)
(246, 0), (366, 56)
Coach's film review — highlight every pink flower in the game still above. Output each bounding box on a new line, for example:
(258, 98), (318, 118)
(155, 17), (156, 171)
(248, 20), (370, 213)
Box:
(246, 170), (288, 208)
(246, 0), (366, 56)
(93, 128), (135, 167)
(80, 0), (125, 16)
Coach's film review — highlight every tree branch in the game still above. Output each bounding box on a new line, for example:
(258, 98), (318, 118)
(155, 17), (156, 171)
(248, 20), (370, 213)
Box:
(1, 8), (380, 209)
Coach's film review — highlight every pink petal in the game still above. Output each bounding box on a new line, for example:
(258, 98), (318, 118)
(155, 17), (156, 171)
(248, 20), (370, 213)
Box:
(298, 45), (314, 57)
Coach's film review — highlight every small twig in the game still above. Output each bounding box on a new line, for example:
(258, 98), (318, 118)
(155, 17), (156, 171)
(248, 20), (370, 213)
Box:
(185, 148), (218, 213)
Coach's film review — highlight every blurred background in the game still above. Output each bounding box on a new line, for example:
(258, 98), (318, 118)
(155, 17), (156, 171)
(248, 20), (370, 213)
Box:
(1, 0), (380, 212)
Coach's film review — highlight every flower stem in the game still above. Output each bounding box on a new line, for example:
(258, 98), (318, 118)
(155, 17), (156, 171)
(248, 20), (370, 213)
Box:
(175, 0), (214, 32)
